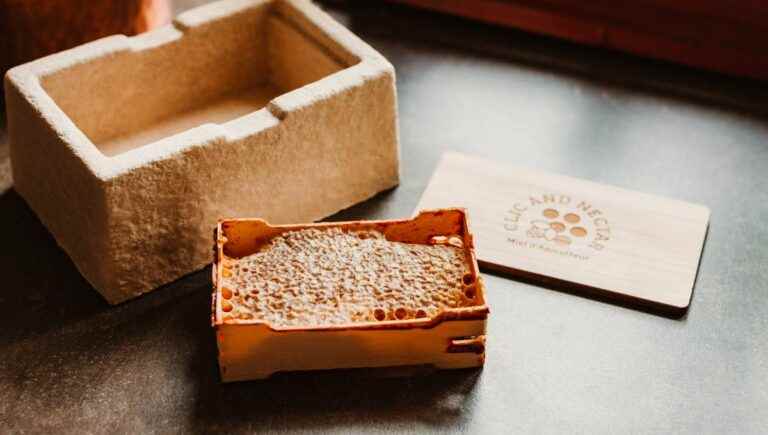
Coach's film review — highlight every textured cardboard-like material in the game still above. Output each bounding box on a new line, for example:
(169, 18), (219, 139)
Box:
(4, 0), (400, 304)
(213, 209), (488, 381)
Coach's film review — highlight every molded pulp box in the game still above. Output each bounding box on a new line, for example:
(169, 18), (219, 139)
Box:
(212, 209), (489, 382)
(4, 0), (400, 303)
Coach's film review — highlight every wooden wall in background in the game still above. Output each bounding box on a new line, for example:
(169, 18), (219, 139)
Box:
(0, 0), (170, 107)
(389, 0), (768, 81)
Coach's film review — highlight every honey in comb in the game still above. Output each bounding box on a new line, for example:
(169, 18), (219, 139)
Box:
(220, 227), (475, 327)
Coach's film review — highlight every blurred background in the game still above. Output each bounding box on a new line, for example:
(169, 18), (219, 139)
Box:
(1, 1), (766, 433)
(3, 0), (768, 189)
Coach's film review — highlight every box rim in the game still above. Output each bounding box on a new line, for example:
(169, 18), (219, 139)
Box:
(4, 0), (395, 181)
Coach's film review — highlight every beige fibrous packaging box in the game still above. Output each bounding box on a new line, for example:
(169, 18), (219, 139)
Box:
(212, 209), (488, 382)
(4, 0), (400, 303)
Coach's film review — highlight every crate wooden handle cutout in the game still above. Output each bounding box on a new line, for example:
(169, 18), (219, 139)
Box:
(212, 208), (489, 382)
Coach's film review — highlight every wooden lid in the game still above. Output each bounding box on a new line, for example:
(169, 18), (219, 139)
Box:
(418, 152), (710, 316)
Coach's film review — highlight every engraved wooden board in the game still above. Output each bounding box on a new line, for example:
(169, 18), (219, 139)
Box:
(417, 152), (710, 315)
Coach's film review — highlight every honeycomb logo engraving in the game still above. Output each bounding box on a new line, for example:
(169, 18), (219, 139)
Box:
(503, 194), (611, 260)
(527, 208), (588, 246)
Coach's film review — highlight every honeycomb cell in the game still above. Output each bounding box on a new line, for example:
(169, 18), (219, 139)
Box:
(394, 307), (408, 320)
(222, 300), (233, 312)
(221, 287), (233, 299)
(373, 308), (386, 321)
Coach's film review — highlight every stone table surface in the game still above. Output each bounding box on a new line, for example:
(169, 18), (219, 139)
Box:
(1, 1), (767, 434)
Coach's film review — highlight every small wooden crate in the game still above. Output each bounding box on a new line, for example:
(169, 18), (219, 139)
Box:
(212, 209), (489, 382)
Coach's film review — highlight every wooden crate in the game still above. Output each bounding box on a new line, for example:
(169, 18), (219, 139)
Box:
(212, 209), (489, 381)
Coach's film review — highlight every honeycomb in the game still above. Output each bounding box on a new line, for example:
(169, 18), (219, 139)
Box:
(219, 227), (477, 327)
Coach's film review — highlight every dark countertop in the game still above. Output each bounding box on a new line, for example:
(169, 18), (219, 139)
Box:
(1, 2), (767, 434)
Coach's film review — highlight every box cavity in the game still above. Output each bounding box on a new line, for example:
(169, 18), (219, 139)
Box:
(40, 3), (348, 156)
